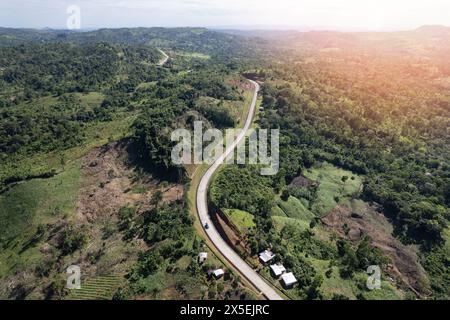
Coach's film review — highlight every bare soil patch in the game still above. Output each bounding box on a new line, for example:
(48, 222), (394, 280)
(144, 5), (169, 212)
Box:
(76, 141), (183, 222)
(289, 175), (316, 188)
(322, 202), (429, 296)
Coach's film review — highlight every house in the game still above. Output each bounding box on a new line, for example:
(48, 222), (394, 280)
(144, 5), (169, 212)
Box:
(213, 269), (225, 279)
(281, 272), (298, 289)
(270, 264), (286, 278)
(259, 250), (275, 264)
(198, 252), (208, 264)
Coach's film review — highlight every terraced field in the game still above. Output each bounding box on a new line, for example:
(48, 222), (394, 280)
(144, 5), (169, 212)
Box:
(67, 275), (124, 300)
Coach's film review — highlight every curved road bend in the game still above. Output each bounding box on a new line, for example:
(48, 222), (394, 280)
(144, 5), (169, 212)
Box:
(196, 80), (283, 300)
(158, 49), (170, 66)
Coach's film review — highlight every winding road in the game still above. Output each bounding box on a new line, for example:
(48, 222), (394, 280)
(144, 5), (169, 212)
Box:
(196, 80), (283, 300)
(157, 49), (169, 66)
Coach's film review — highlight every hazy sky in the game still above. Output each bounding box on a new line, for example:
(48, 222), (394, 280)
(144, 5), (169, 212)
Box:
(1, 0), (449, 31)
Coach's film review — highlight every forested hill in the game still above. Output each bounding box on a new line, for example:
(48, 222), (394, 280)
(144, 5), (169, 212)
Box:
(0, 27), (260, 300)
(0, 26), (448, 300)
(0, 27), (261, 191)
(0, 27), (264, 59)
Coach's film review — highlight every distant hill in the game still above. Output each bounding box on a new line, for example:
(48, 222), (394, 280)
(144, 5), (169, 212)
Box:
(0, 27), (261, 59)
(415, 25), (450, 35)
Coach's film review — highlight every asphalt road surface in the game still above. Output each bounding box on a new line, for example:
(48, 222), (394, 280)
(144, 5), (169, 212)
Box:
(196, 79), (283, 300)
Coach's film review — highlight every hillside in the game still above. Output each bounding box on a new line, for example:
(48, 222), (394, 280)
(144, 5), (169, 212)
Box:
(209, 26), (449, 299)
(0, 26), (448, 301)
(0, 28), (259, 300)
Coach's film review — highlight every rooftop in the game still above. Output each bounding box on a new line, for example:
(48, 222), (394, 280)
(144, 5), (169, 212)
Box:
(270, 264), (286, 277)
(213, 269), (225, 278)
(259, 250), (275, 263)
(281, 272), (298, 286)
(198, 252), (208, 263)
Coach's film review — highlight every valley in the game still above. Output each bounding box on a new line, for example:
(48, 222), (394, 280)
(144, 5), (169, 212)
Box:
(0, 25), (448, 301)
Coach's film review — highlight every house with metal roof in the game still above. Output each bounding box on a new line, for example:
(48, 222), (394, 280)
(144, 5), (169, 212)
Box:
(259, 250), (275, 264)
(281, 272), (298, 289)
(213, 269), (225, 279)
(270, 264), (286, 278)
(198, 252), (208, 264)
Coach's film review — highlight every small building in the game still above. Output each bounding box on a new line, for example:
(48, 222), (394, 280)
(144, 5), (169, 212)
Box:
(213, 269), (225, 279)
(281, 272), (298, 289)
(270, 264), (286, 278)
(259, 250), (275, 264)
(198, 252), (208, 264)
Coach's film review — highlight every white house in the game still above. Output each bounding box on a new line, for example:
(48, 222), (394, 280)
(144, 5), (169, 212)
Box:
(281, 272), (298, 289)
(259, 250), (275, 264)
(270, 264), (286, 278)
(198, 252), (208, 264)
(213, 269), (225, 279)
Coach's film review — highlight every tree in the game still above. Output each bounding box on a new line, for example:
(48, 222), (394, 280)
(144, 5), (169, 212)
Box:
(306, 275), (323, 300)
(151, 190), (164, 208)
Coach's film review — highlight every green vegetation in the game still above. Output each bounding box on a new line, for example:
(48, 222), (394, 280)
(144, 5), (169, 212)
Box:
(0, 164), (80, 251)
(277, 196), (315, 221)
(0, 163), (82, 298)
(210, 165), (275, 216)
(251, 29), (449, 298)
(68, 275), (124, 300)
(302, 164), (362, 217)
(0, 27), (256, 300)
(0, 25), (448, 300)
(223, 209), (256, 234)
(117, 201), (250, 300)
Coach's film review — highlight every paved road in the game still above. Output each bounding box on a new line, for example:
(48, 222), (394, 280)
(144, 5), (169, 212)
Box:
(196, 80), (283, 300)
(157, 49), (169, 66)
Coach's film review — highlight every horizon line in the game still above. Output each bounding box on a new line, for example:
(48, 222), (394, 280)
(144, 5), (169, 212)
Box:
(0, 24), (449, 33)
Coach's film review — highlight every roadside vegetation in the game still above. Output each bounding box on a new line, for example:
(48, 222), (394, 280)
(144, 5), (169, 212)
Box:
(210, 27), (449, 300)
(0, 26), (448, 300)
(0, 28), (257, 299)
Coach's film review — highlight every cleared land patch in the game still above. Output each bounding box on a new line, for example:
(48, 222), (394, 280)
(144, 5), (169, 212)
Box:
(322, 200), (429, 296)
(223, 209), (256, 234)
(303, 162), (363, 217)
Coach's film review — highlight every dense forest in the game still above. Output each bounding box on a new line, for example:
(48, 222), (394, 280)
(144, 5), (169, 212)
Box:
(211, 27), (449, 299)
(0, 26), (448, 300)
(0, 27), (255, 300)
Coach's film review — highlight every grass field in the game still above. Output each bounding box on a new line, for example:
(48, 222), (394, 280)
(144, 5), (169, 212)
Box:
(0, 162), (81, 278)
(223, 209), (256, 234)
(277, 196), (315, 221)
(303, 162), (363, 217)
(305, 256), (357, 299)
(177, 52), (211, 60)
(271, 195), (316, 234)
(272, 215), (310, 233)
(0, 163), (81, 243)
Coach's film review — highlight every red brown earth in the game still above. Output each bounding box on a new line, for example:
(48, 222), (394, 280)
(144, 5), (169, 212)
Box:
(322, 203), (429, 296)
(76, 141), (183, 223)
